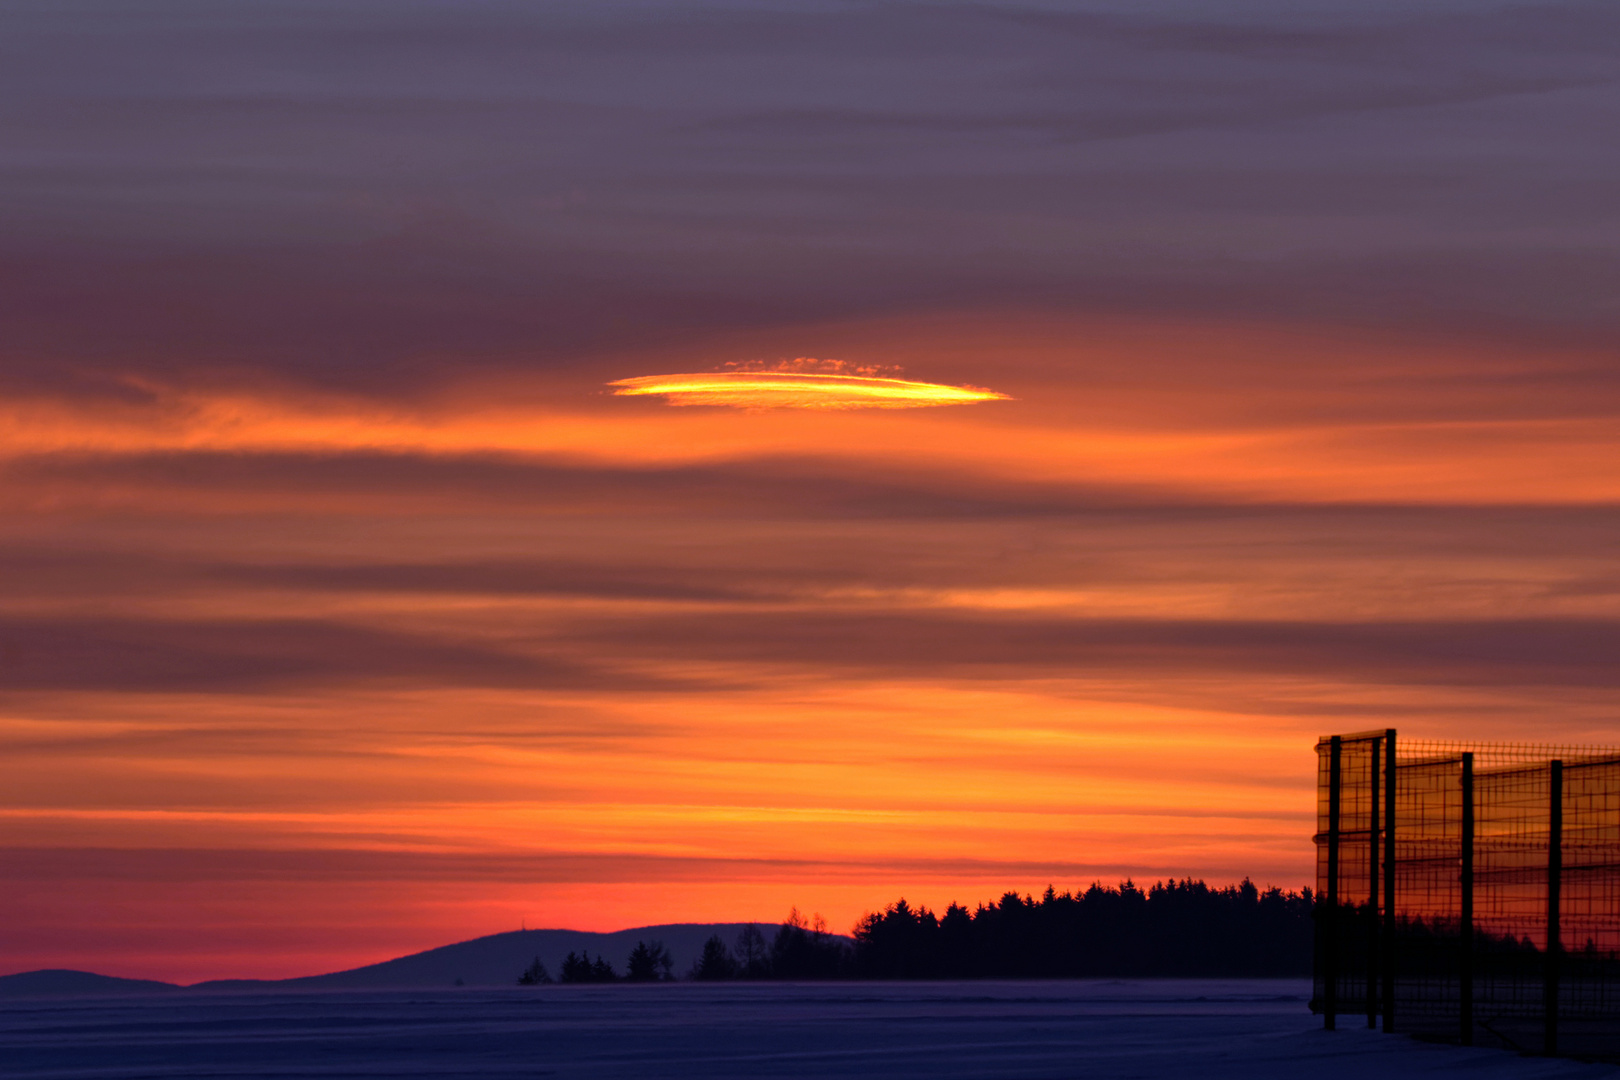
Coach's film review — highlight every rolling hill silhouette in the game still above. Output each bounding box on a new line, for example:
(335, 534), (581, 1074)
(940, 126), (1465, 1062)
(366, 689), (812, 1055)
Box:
(0, 969), (181, 998)
(0, 924), (775, 996)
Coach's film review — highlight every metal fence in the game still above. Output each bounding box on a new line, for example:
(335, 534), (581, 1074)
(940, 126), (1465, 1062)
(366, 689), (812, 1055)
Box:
(1314, 730), (1620, 1059)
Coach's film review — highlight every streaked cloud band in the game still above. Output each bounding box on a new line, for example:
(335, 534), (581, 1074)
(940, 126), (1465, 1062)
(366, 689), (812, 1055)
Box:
(610, 371), (1009, 409)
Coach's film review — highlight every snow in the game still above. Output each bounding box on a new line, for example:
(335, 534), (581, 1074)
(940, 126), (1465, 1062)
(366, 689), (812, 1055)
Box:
(2, 979), (1614, 1079)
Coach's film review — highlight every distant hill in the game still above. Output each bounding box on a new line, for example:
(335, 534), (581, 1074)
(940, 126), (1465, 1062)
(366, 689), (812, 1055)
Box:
(0, 969), (180, 998)
(205, 923), (770, 990)
(0, 923), (788, 996)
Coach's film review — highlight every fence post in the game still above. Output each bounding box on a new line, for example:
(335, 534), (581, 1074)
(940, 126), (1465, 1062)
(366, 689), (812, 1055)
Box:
(1383, 729), (1397, 1032)
(1460, 751), (1474, 1047)
(1545, 759), (1562, 1056)
(1368, 736), (1380, 1028)
(1325, 735), (1342, 1030)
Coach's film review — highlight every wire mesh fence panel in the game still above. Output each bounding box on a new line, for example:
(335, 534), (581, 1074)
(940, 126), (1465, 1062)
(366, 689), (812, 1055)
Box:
(1315, 732), (1620, 1061)
(1390, 755), (1465, 1041)
(1314, 732), (1386, 1029)
(1472, 761), (1550, 1052)
(1560, 756), (1620, 1058)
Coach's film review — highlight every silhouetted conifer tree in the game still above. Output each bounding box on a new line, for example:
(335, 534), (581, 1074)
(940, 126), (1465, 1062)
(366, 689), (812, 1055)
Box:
(560, 950), (618, 983)
(691, 935), (739, 980)
(851, 879), (1313, 979)
(734, 924), (771, 979)
(517, 957), (552, 985)
(626, 939), (673, 982)
(771, 907), (851, 978)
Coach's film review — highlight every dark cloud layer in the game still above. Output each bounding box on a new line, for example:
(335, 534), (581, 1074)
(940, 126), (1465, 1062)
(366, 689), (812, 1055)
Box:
(2, 1), (1618, 389)
(4, 608), (1615, 695)
(580, 612), (1620, 690)
(14, 449), (1620, 524)
(6, 447), (1620, 695)
(0, 616), (669, 694)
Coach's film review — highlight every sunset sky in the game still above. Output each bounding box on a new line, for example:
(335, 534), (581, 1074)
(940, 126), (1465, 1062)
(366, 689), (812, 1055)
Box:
(4, 0), (1619, 984)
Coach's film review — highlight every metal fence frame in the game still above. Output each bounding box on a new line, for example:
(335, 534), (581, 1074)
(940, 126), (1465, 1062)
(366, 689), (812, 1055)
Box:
(1314, 729), (1620, 1059)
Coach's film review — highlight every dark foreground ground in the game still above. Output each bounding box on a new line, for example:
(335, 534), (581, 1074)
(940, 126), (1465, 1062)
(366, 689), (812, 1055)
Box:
(2, 979), (1615, 1080)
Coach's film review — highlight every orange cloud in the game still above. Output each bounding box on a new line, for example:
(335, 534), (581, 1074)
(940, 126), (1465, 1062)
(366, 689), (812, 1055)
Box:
(609, 370), (1009, 409)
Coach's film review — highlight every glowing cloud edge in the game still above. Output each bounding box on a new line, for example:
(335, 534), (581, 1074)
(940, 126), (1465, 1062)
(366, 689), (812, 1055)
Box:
(610, 371), (1010, 409)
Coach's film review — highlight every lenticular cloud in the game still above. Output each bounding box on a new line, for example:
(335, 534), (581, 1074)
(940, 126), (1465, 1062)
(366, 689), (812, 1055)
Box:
(610, 370), (1008, 410)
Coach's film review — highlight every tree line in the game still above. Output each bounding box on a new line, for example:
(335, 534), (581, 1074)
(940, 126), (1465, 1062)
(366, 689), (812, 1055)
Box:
(519, 940), (676, 984)
(517, 880), (1314, 983)
(850, 879), (1313, 978)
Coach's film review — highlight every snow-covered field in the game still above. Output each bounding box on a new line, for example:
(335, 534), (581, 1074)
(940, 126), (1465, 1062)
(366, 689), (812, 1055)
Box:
(2, 979), (1614, 1079)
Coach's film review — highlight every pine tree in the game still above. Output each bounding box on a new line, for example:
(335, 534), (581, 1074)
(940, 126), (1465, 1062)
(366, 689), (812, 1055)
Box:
(517, 957), (552, 985)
